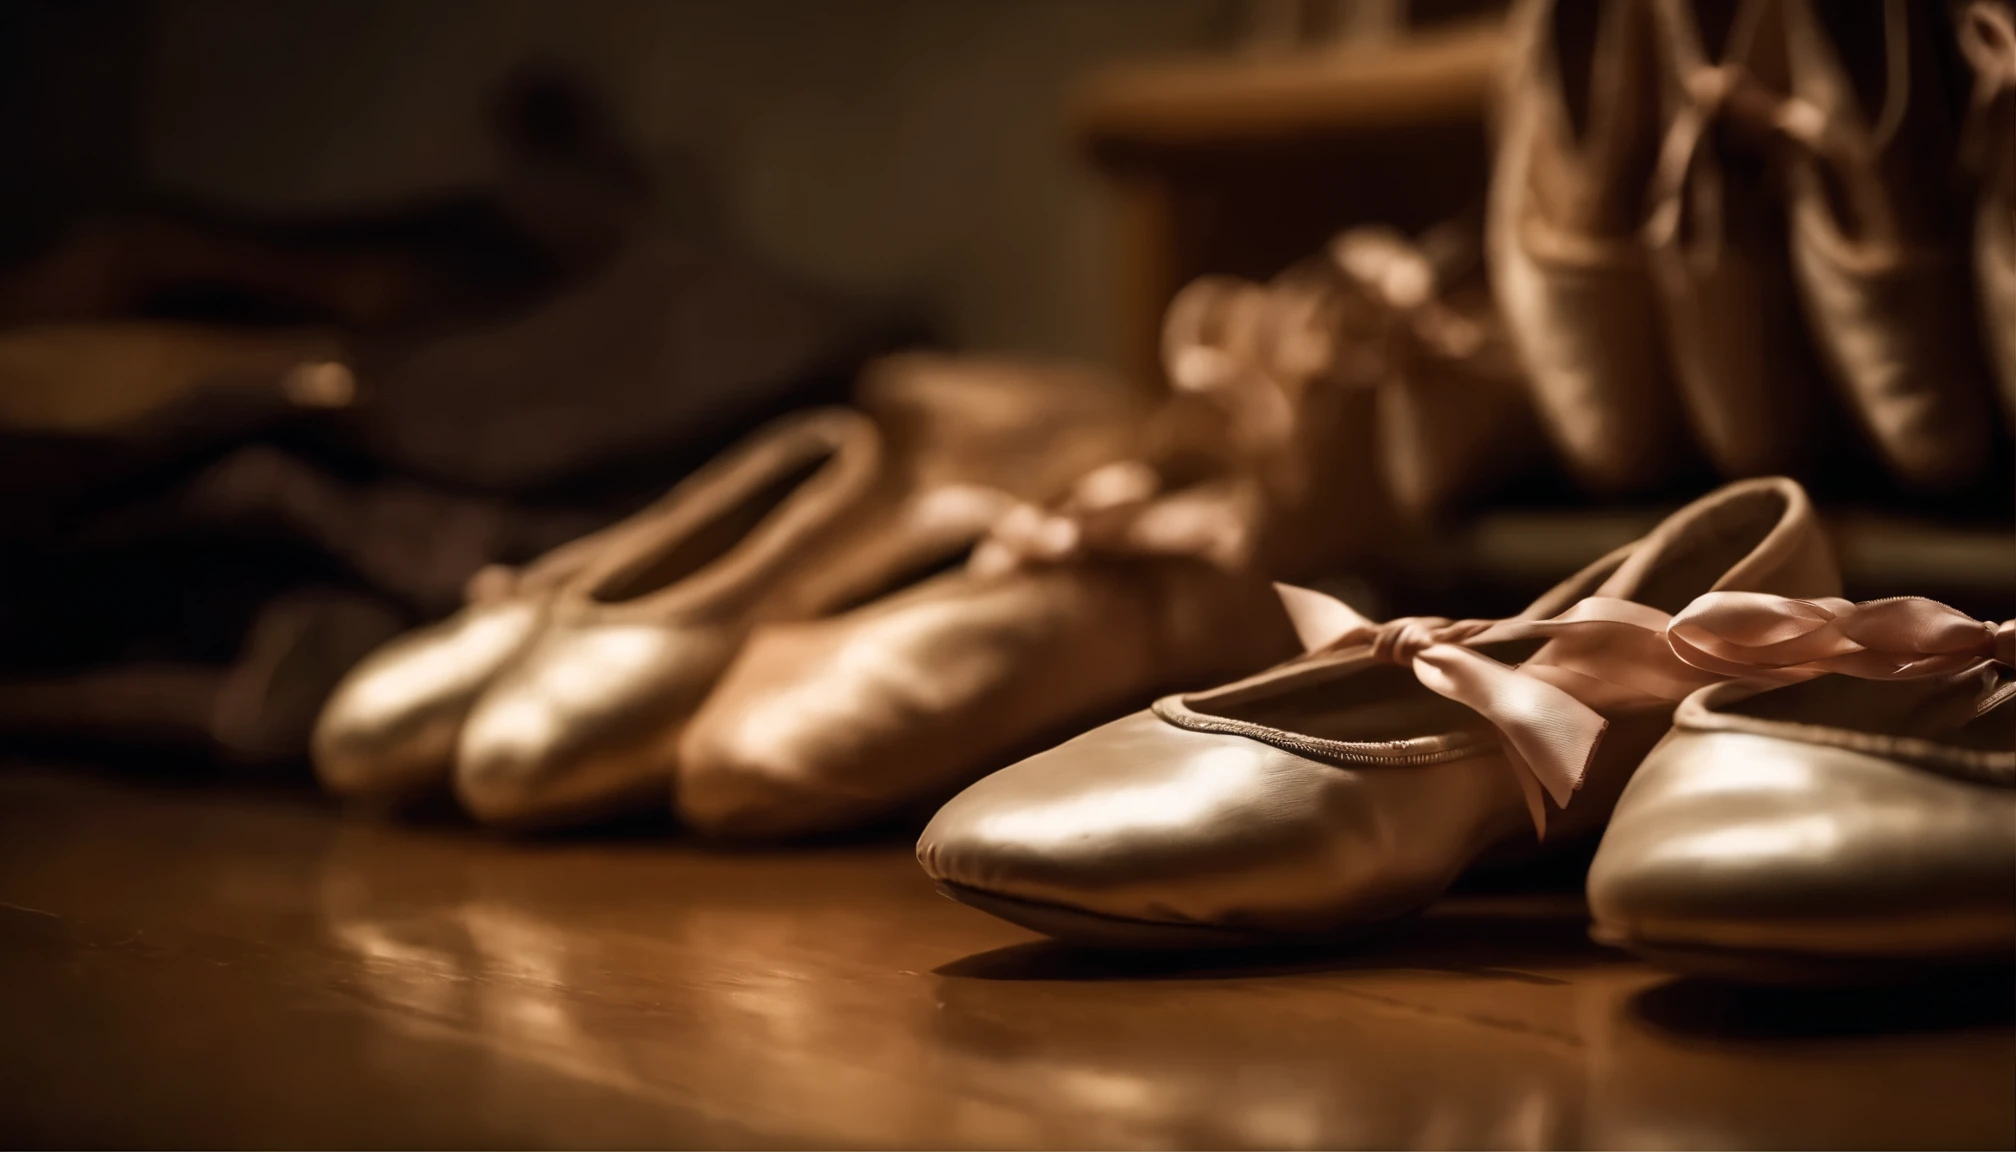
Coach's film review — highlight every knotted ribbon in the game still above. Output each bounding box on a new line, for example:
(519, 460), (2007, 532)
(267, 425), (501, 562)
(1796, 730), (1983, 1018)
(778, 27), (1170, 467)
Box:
(1162, 227), (1507, 420)
(1646, 46), (1894, 251)
(1666, 593), (2016, 682)
(1276, 585), (2014, 836)
(966, 460), (1260, 578)
(1274, 584), (1726, 835)
(973, 227), (1521, 579)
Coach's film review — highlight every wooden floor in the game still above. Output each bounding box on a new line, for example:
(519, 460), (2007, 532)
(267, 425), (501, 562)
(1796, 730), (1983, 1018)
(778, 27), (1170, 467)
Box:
(0, 767), (2010, 1149)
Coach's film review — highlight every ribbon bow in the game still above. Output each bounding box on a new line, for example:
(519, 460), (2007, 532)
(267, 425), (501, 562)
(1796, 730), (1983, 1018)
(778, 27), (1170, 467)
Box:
(972, 230), (1490, 579)
(1647, 55), (1892, 250)
(967, 461), (1259, 578)
(1667, 593), (2016, 681)
(1162, 227), (1503, 403)
(1157, 226), (1516, 495)
(1273, 585), (2013, 836)
(1275, 584), (1725, 835)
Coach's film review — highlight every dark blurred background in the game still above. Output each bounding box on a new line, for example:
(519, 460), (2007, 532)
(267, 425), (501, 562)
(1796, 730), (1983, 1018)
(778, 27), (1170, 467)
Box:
(5, 0), (1252, 363)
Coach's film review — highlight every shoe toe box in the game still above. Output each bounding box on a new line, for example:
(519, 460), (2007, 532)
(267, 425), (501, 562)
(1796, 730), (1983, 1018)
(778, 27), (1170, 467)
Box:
(676, 722), (884, 841)
(918, 710), (1475, 941)
(673, 620), (915, 838)
(311, 600), (543, 798)
(456, 622), (733, 827)
(1588, 731), (2016, 961)
(677, 569), (1166, 840)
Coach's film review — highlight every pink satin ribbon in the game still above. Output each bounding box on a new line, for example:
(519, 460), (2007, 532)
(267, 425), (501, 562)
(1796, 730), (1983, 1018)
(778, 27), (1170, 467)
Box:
(1275, 584), (1725, 835)
(1276, 585), (2015, 836)
(1666, 593), (2016, 682)
(967, 461), (1259, 578)
(975, 227), (1509, 580)
(1646, 51), (1895, 249)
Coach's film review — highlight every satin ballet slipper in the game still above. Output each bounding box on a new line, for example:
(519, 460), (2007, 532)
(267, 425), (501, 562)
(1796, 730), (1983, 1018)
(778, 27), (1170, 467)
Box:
(1343, 227), (1547, 523)
(671, 226), (1525, 842)
(1779, 0), (1998, 490)
(1643, 0), (1831, 479)
(1151, 222), (1546, 577)
(1372, 345), (1544, 525)
(1587, 595), (2016, 982)
(1166, 223), (1544, 528)
(1489, 0), (1688, 492)
(675, 527), (1300, 840)
(312, 408), (863, 802)
(917, 477), (1840, 948)
(454, 357), (1152, 828)
(316, 354), (1149, 814)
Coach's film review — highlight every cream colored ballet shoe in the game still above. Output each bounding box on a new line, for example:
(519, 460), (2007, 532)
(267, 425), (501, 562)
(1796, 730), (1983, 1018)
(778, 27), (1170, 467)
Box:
(918, 477), (1839, 948)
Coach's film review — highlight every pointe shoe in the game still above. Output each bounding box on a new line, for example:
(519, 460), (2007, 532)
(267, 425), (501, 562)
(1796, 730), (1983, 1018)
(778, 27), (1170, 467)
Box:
(315, 355), (1148, 814)
(1153, 222), (1536, 565)
(1168, 223), (1542, 527)
(917, 477), (1840, 948)
(1343, 225), (1547, 523)
(1489, 0), (1687, 492)
(1779, 0), (1998, 490)
(676, 239), (1445, 840)
(451, 356), (1151, 828)
(1587, 594), (2015, 982)
(309, 416), (810, 802)
(675, 468), (1302, 840)
(1154, 250), (1401, 580)
(1962, 1), (2016, 430)
(452, 407), (883, 826)
(1643, 0), (1831, 478)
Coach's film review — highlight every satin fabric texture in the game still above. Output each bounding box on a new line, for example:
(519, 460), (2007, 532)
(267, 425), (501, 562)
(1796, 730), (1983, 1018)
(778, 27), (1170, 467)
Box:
(922, 522), (2015, 975)
(673, 425), (1316, 837)
(918, 477), (1843, 947)
(675, 227), (1497, 839)
(1588, 591), (2013, 981)
(1589, 666), (2014, 981)
(312, 354), (1153, 827)
(312, 226), (1460, 836)
(1490, 0), (2011, 492)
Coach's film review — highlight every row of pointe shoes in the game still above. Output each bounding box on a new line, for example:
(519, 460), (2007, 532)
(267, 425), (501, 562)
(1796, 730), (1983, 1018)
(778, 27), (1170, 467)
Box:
(314, 229), (2013, 982)
(313, 225), (1499, 834)
(1493, 0), (2016, 492)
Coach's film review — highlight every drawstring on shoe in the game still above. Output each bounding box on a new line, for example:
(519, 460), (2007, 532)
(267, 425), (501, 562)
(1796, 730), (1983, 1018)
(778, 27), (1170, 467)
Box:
(1646, 58), (1893, 252)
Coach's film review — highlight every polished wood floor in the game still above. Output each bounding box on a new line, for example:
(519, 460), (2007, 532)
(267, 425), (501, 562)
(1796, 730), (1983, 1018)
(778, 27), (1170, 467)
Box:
(0, 766), (2010, 1150)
